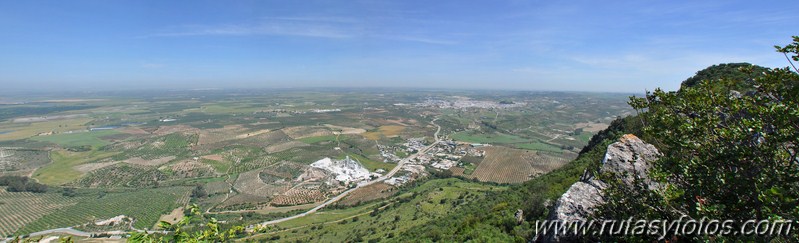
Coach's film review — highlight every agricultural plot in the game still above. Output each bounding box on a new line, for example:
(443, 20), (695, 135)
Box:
(323, 124), (366, 135)
(362, 125), (405, 140)
(123, 156), (175, 166)
(0, 118), (94, 141)
(164, 160), (216, 179)
(204, 181), (232, 195)
(31, 130), (118, 148)
(229, 156), (278, 174)
(270, 187), (327, 206)
(266, 161), (309, 179)
(337, 182), (396, 206)
(75, 163), (166, 188)
(113, 132), (196, 160)
(468, 146), (541, 183)
(342, 153), (395, 172)
(514, 141), (562, 153)
(199, 155), (231, 173)
(0, 190), (81, 237)
(118, 126), (150, 135)
(152, 125), (199, 136)
(33, 150), (118, 185)
(18, 186), (191, 234)
(281, 126), (334, 140)
(298, 135), (338, 144)
(529, 152), (573, 176)
(232, 130), (293, 149)
(449, 166), (466, 177)
(270, 146), (340, 165)
(0, 148), (50, 172)
(218, 193), (271, 211)
(451, 131), (530, 144)
(236, 129), (272, 139)
(233, 168), (291, 198)
(72, 161), (118, 173)
(265, 141), (309, 153)
(197, 125), (248, 145)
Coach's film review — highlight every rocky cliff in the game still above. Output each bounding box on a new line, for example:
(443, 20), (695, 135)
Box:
(535, 134), (660, 242)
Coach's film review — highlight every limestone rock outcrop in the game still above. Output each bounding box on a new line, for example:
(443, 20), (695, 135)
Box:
(535, 134), (660, 242)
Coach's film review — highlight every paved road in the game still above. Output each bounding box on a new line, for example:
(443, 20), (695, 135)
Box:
(253, 118), (442, 227)
(2, 228), (120, 243)
(7, 119), (443, 239)
(1, 221), (169, 242)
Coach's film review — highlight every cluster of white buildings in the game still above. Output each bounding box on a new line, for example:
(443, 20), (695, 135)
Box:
(382, 138), (488, 186)
(310, 156), (373, 183)
(415, 97), (526, 109)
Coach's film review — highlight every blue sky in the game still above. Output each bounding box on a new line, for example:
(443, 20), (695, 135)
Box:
(1, 0), (797, 93)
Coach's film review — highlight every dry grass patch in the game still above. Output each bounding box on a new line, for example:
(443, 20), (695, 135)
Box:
(201, 154), (225, 162)
(73, 161), (118, 173)
(236, 129), (271, 139)
(362, 125), (405, 140)
(233, 169), (291, 197)
(219, 193), (271, 210)
(155, 206), (184, 228)
(337, 182), (396, 206)
(281, 126), (333, 139)
(119, 126), (150, 135)
(0, 118), (93, 141)
(153, 125), (199, 136)
(575, 122), (609, 132)
(265, 141), (309, 153)
(198, 125), (247, 145)
(323, 124), (366, 135)
(168, 160), (216, 178)
(123, 156), (175, 166)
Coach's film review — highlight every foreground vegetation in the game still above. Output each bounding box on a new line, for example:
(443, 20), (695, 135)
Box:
(595, 37), (799, 241)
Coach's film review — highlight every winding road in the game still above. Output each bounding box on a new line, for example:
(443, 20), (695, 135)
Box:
(4, 119), (442, 241)
(251, 118), (441, 228)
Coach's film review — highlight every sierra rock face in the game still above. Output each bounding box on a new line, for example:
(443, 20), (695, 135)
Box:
(535, 134), (660, 242)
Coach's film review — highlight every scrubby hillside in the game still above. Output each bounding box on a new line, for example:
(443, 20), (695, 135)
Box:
(399, 52), (790, 241)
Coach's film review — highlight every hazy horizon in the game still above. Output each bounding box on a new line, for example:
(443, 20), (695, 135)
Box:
(2, 0), (797, 93)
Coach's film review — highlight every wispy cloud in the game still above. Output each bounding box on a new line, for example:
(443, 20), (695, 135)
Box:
(376, 35), (457, 45)
(147, 16), (457, 45)
(150, 23), (353, 39)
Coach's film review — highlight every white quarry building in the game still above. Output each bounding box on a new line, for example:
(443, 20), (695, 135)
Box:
(310, 156), (371, 183)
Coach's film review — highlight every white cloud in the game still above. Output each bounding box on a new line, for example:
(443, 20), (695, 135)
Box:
(148, 16), (456, 45)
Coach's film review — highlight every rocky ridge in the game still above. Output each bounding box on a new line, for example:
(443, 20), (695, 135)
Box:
(535, 134), (660, 242)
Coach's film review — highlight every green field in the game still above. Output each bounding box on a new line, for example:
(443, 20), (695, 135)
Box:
(299, 135), (338, 144)
(0, 118), (94, 141)
(462, 162), (477, 175)
(200, 158), (232, 173)
(514, 142), (563, 153)
(451, 131), (531, 144)
(33, 150), (118, 185)
(31, 130), (119, 148)
(342, 153), (396, 172)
